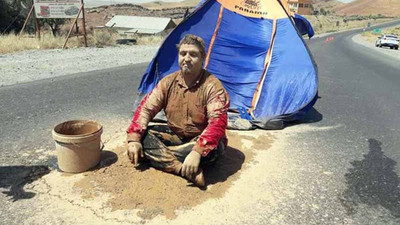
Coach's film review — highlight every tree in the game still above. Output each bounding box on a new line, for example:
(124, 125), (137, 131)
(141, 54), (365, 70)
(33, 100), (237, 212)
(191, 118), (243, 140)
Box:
(0, 1), (13, 33)
(320, 8), (326, 16)
(1, 0), (67, 36)
(41, 18), (68, 36)
(0, 0), (35, 34)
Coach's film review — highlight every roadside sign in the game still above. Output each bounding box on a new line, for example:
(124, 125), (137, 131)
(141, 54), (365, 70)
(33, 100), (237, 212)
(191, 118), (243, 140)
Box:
(373, 28), (382, 34)
(33, 0), (83, 18)
(21, 0), (88, 48)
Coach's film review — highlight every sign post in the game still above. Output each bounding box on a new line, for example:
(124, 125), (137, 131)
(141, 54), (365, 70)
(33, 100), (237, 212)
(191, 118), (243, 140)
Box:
(19, 3), (35, 36)
(35, 12), (40, 39)
(62, 4), (83, 49)
(80, 0), (87, 47)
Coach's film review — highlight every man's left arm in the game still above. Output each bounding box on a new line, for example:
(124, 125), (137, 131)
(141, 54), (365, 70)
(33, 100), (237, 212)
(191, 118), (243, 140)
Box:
(193, 85), (230, 157)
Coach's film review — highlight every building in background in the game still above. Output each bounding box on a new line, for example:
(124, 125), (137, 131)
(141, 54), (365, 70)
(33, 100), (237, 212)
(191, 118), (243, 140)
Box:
(105, 15), (176, 35)
(288, 0), (313, 15)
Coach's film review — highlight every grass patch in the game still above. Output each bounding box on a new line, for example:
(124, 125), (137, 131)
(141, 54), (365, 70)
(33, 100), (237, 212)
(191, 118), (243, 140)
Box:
(325, 29), (339, 33)
(0, 33), (78, 54)
(361, 26), (400, 43)
(136, 35), (165, 45)
(90, 29), (117, 47)
(0, 32), (102, 54)
(0, 34), (38, 54)
(0, 29), (164, 54)
(303, 15), (395, 35)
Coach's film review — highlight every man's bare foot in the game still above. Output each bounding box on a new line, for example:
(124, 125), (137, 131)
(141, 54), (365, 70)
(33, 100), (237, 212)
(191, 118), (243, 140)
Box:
(183, 169), (205, 187)
(193, 169), (205, 187)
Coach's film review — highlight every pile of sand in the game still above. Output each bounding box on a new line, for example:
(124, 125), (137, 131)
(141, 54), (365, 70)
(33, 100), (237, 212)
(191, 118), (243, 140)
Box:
(23, 130), (275, 224)
(71, 131), (274, 219)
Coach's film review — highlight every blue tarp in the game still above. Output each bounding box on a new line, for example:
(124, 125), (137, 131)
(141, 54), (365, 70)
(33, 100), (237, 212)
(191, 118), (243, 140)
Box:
(137, 0), (318, 129)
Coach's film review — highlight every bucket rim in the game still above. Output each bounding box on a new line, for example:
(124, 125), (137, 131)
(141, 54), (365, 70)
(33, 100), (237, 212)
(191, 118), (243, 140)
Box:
(53, 119), (103, 138)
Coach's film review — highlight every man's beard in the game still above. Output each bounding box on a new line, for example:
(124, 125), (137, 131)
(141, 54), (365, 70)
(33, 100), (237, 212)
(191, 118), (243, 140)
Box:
(181, 64), (192, 75)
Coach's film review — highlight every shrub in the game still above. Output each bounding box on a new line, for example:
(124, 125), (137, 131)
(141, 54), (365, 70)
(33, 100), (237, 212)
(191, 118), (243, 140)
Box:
(0, 34), (38, 54)
(92, 30), (115, 47)
(136, 35), (165, 45)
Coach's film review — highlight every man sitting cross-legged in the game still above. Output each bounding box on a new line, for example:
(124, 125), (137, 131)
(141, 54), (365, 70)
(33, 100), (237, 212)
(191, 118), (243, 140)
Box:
(126, 34), (229, 187)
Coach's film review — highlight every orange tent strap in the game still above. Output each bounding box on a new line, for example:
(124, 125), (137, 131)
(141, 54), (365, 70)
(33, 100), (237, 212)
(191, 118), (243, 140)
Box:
(204, 5), (224, 69)
(250, 19), (277, 112)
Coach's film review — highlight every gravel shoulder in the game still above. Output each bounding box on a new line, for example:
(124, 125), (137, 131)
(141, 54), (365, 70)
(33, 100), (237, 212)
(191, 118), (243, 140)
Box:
(1, 32), (398, 89)
(0, 45), (159, 88)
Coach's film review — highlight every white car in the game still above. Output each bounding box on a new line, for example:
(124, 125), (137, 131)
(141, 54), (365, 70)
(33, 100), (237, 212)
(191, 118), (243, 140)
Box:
(375, 34), (399, 50)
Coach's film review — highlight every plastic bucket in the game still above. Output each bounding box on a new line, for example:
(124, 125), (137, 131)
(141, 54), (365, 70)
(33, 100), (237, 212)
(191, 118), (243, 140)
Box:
(52, 120), (103, 173)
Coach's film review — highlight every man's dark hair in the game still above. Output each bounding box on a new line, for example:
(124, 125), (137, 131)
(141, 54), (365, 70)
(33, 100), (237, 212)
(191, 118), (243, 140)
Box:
(176, 34), (206, 58)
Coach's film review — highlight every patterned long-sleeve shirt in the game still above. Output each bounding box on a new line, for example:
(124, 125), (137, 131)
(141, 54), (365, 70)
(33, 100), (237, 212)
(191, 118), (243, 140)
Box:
(127, 69), (229, 157)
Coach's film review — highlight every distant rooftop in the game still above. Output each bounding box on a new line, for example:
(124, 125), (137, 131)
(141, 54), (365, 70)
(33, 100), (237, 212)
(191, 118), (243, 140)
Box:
(105, 15), (175, 34)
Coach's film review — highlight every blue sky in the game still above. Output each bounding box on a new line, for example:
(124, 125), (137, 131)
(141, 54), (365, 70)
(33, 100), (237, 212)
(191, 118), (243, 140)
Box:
(87, 0), (355, 2)
(85, 0), (186, 7)
(84, 0), (184, 8)
(85, 0), (355, 8)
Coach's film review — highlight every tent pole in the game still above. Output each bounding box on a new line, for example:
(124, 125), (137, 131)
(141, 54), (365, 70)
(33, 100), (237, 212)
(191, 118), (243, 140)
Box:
(204, 5), (224, 69)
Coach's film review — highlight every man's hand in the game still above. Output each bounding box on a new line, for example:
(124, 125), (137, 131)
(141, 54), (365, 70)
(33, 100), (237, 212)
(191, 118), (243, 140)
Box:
(181, 151), (201, 177)
(127, 142), (144, 166)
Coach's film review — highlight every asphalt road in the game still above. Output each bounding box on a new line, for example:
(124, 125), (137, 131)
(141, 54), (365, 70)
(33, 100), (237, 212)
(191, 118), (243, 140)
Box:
(288, 21), (400, 223)
(0, 64), (148, 166)
(1, 20), (400, 224)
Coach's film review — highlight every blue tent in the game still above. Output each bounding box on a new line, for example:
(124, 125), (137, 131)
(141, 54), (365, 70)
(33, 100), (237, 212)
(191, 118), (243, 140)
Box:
(293, 14), (315, 39)
(137, 0), (318, 129)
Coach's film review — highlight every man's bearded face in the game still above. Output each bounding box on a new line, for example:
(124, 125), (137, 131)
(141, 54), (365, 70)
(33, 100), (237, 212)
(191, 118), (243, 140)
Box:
(178, 44), (203, 76)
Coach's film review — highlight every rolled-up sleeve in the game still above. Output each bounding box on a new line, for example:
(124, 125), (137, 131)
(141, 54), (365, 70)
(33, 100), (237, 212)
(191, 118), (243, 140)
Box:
(192, 85), (230, 157)
(126, 83), (166, 142)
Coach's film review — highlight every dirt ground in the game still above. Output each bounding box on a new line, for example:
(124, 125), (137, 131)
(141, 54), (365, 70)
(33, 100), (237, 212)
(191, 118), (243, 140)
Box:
(74, 130), (273, 220)
(24, 129), (275, 224)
